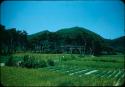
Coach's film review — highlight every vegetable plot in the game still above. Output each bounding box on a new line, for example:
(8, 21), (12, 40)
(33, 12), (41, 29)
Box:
(47, 66), (125, 85)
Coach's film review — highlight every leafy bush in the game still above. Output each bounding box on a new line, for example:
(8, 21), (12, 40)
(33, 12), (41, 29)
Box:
(21, 55), (32, 68)
(22, 55), (47, 68)
(47, 59), (55, 66)
(38, 60), (47, 68)
(8, 55), (55, 68)
(6, 56), (16, 66)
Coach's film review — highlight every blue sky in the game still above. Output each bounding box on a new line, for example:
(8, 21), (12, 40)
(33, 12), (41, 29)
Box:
(0, 0), (124, 39)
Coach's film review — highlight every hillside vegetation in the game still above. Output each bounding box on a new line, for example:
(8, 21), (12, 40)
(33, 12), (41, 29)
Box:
(1, 24), (124, 55)
(0, 24), (124, 86)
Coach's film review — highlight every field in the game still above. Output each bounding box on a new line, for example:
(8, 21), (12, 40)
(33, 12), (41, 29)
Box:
(0, 53), (125, 86)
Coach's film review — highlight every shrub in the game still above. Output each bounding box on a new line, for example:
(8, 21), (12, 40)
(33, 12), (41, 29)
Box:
(22, 55), (47, 68)
(47, 59), (55, 66)
(21, 55), (35, 68)
(6, 56), (16, 66)
(38, 60), (47, 68)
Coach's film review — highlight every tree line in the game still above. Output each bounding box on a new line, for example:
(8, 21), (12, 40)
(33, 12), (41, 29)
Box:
(0, 24), (117, 56)
(0, 24), (28, 54)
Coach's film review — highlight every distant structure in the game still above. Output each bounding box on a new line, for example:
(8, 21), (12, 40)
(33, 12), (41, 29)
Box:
(60, 45), (84, 55)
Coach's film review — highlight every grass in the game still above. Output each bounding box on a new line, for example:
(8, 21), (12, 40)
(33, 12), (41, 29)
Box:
(1, 66), (120, 86)
(63, 60), (124, 70)
(0, 53), (124, 86)
(1, 66), (62, 86)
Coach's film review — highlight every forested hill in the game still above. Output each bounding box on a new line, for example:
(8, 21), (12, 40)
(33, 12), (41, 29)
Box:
(28, 27), (104, 55)
(28, 26), (124, 55)
(0, 24), (124, 55)
(109, 36), (125, 52)
(28, 30), (50, 40)
(28, 26), (104, 42)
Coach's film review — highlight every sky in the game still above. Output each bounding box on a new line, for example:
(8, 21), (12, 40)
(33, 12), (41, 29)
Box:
(0, 0), (124, 39)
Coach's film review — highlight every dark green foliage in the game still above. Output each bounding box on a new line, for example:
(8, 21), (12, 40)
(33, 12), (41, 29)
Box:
(47, 59), (55, 66)
(4, 55), (49, 68)
(30, 27), (123, 55)
(22, 55), (33, 68)
(38, 60), (47, 68)
(103, 36), (125, 54)
(22, 55), (34, 68)
(0, 24), (28, 55)
(93, 41), (102, 56)
(1, 24), (124, 55)
(29, 27), (105, 55)
(5, 56), (16, 66)
(22, 55), (47, 68)
(111, 36), (125, 53)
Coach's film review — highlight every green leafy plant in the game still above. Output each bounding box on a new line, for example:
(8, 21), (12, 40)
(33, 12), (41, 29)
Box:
(5, 56), (16, 66)
(22, 55), (47, 68)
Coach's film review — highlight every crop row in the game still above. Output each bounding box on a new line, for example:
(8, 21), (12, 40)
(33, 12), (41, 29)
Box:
(47, 66), (125, 80)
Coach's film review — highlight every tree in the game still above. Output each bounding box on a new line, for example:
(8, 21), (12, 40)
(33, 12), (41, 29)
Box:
(0, 24), (28, 54)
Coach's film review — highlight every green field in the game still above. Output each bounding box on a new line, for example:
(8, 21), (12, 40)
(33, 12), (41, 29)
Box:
(0, 53), (125, 86)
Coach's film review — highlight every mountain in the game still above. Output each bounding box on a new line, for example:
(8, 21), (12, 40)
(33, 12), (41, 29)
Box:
(28, 26), (124, 54)
(56, 26), (103, 40)
(28, 30), (50, 40)
(28, 27), (106, 55)
(110, 36), (125, 52)
(103, 36), (125, 53)
(1, 24), (124, 55)
(112, 36), (125, 43)
(29, 26), (104, 42)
